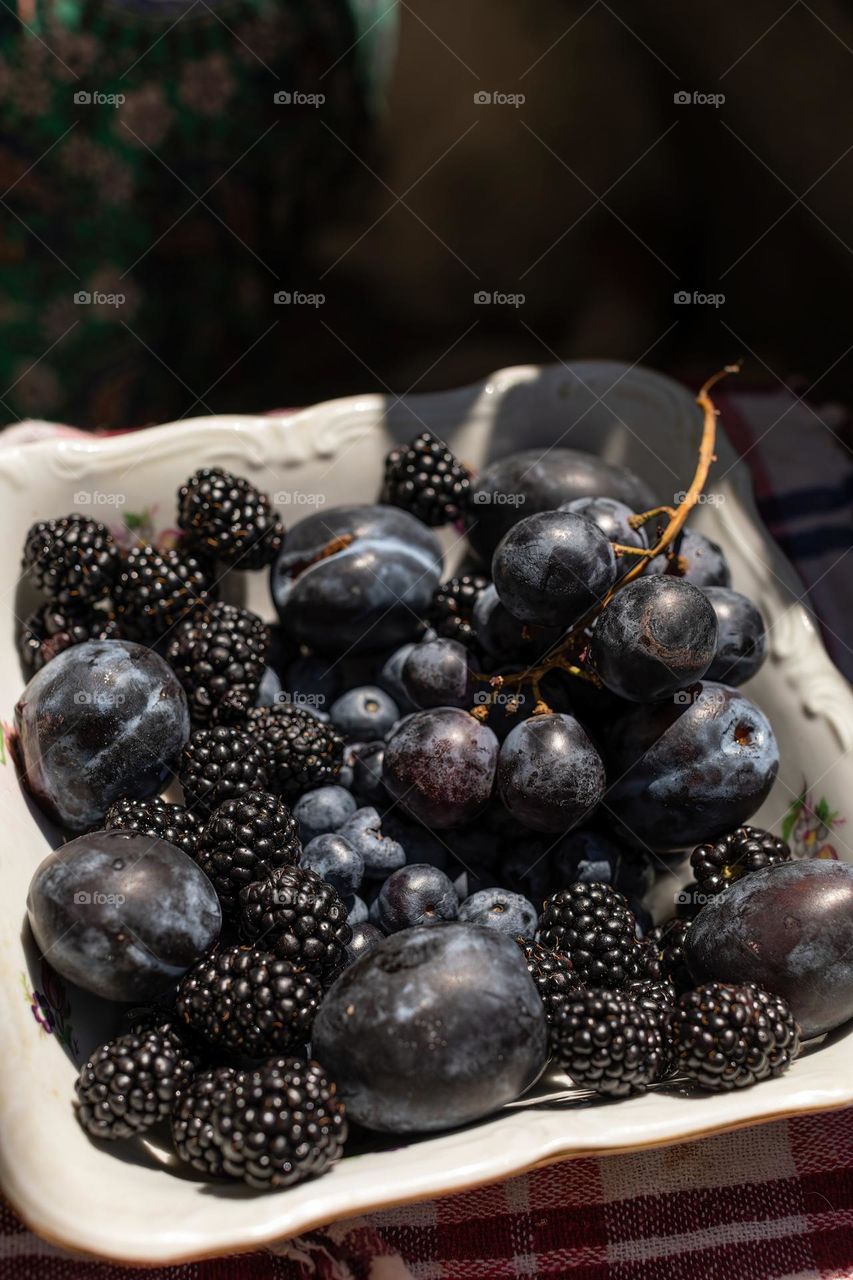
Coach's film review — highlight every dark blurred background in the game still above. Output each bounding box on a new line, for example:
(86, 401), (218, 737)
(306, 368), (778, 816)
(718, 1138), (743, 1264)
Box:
(1, 0), (852, 428)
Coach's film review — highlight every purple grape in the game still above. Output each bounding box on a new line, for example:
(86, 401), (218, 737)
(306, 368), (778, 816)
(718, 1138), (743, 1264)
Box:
(492, 511), (616, 628)
(497, 713), (605, 833)
(376, 643), (418, 713)
(347, 741), (386, 806)
(649, 529), (731, 587)
(402, 638), (474, 709)
(346, 921), (385, 964)
(562, 496), (648, 578)
(704, 587), (768, 686)
(472, 583), (562, 660)
(383, 708), (499, 828)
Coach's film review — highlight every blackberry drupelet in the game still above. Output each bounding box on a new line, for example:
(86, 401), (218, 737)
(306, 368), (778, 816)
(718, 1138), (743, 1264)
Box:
(171, 1066), (240, 1179)
(173, 1057), (346, 1189)
(166, 602), (270, 725)
(177, 467), (284, 570)
(516, 936), (580, 1028)
(239, 864), (351, 984)
(75, 1029), (196, 1140)
(113, 542), (215, 643)
(104, 796), (202, 858)
(669, 981), (800, 1091)
(179, 725), (270, 818)
(690, 825), (791, 896)
(538, 883), (643, 989)
(628, 978), (678, 1077)
(246, 703), (343, 800)
(380, 431), (471, 527)
(22, 514), (119, 606)
(19, 602), (122, 673)
(196, 790), (301, 917)
(427, 574), (489, 646)
(175, 944), (323, 1058)
(550, 989), (663, 1097)
(643, 918), (694, 992)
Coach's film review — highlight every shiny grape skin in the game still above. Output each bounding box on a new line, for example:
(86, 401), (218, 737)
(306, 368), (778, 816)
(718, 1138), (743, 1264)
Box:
(604, 682), (779, 850)
(270, 504), (443, 655)
(467, 449), (655, 561)
(648, 529), (732, 588)
(382, 707), (499, 828)
(402, 638), (474, 709)
(589, 576), (718, 702)
(497, 713), (606, 834)
(472, 583), (563, 660)
(704, 587), (768, 686)
(376, 863), (459, 932)
(562, 496), (648, 578)
(492, 511), (617, 628)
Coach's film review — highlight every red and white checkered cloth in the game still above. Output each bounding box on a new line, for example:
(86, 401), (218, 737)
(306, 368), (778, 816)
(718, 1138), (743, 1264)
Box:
(2, 384), (852, 1280)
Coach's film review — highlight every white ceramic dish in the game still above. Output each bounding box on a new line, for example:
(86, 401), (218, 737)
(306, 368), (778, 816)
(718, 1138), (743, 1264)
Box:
(1, 362), (852, 1265)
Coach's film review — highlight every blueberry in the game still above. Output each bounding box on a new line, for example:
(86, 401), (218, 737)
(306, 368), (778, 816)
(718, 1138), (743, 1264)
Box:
(27, 829), (221, 1002)
(293, 785), (358, 842)
(346, 921), (385, 964)
(15, 639), (190, 832)
(562, 496), (648, 577)
(345, 894), (369, 925)
(376, 643), (418, 713)
(497, 713), (605, 833)
(402, 638), (474, 709)
(704, 587), (768, 686)
(301, 833), (364, 897)
(553, 830), (654, 901)
(271, 505), (443, 654)
(383, 708), (499, 829)
(589, 576), (718, 702)
(492, 511), (616, 628)
(330, 685), (400, 739)
(458, 888), (537, 936)
(339, 806), (406, 877)
(313, 924), (548, 1131)
(649, 529), (731, 587)
(381, 811), (449, 869)
(376, 863), (459, 932)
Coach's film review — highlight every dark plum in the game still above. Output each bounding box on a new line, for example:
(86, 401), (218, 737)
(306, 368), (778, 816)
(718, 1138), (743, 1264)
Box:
(468, 449), (655, 561)
(27, 830), (221, 1002)
(589, 577), (718, 702)
(562, 496), (648, 577)
(376, 864), (458, 932)
(605, 683), (779, 850)
(492, 511), (616, 628)
(402, 638), (474, 709)
(271, 505), (442, 655)
(472, 583), (562, 660)
(330, 685), (399, 740)
(312, 924), (548, 1131)
(457, 888), (537, 936)
(649, 529), (731, 587)
(684, 860), (853, 1038)
(301, 833), (364, 897)
(383, 708), (499, 829)
(15, 639), (190, 832)
(704, 587), (768, 686)
(498, 713), (605, 834)
(293, 785), (357, 842)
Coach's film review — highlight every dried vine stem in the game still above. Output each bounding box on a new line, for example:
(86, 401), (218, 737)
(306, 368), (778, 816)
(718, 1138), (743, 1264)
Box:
(476, 362), (741, 705)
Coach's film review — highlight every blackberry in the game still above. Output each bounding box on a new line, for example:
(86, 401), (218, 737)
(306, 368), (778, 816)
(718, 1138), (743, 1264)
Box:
(239, 864), (351, 984)
(538, 883), (643, 989)
(19, 602), (122, 673)
(171, 1065), (240, 1179)
(22, 514), (119, 605)
(644, 918), (693, 992)
(172, 1057), (346, 1189)
(246, 703), (343, 799)
(380, 430), (471, 527)
(114, 542), (216, 644)
(104, 796), (202, 858)
(196, 790), (301, 917)
(177, 467), (284, 570)
(178, 725), (270, 818)
(166, 602), (270, 725)
(550, 989), (663, 1097)
(669, 981), (800, 1091)
(75, 1029), (196, 1140)
(628, 977), (677, 1077)
(176, 944), (323, 1058)
(690, 825), (791, 896)
(427, 574), (489, 646)
(516, 936), (580, 1028)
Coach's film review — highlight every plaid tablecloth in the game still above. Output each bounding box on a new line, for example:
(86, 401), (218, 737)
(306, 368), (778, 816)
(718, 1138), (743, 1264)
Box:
(2, 383), (852, 1280)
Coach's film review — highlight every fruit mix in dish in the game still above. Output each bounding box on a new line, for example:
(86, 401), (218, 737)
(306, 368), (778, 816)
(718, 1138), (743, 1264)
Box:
(14, 370), (853, 1194)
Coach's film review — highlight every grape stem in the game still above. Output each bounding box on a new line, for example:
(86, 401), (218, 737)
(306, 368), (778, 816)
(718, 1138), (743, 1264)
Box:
(470, 363), (741, 714)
